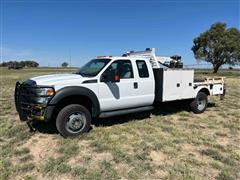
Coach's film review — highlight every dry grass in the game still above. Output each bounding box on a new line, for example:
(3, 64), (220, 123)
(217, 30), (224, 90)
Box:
(0, 67), (239, 179)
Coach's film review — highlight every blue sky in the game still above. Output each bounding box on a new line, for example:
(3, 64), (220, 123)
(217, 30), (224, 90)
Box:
(1, 0), (239, 67)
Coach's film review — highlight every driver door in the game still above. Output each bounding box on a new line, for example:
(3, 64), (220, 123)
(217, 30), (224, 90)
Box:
(98, 60), (137, 111)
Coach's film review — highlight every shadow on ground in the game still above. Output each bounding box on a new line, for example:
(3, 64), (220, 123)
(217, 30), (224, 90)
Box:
(30, 101), (216, 134)
(92, 101), (215, 127)
(31, 121), (58, 134)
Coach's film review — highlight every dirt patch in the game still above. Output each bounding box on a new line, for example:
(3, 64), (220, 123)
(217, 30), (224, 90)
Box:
(153, 169), (169, 179)
(195, 165), (219, 179)
(216, 136), (229, 146)
(15, 172), (45, 180)
(181, 144), (211, 165)
(52, 174), (74, 180)
(94, 152), (113, 161)
(182, 143), (196, 151)
(23, 133), (58, 163)
(68, 151), (113, 168)
(170, 115), (181, 122)
(66, 140), (113, 167)
(150, 151), (166, 165)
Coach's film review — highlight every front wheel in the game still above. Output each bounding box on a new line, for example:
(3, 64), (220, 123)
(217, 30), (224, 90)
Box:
(56, 104), (91, 137)
(190, 92), (208, 114)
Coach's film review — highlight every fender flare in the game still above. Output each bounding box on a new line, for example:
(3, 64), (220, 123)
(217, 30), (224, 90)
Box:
(48, 86), (100, 118)
(197, 87), (210, 96)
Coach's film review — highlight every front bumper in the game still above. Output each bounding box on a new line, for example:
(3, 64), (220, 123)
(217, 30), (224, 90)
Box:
(15, 81), (54, 121)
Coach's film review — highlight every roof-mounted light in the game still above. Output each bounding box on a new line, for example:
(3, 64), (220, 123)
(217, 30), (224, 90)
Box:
(96, 56), (112, 59)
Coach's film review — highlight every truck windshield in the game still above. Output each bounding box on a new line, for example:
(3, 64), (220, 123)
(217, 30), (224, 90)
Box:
(76, 59), (111, 77)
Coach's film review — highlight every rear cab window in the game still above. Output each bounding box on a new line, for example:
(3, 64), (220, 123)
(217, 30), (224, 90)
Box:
(136, 60), (149, 78)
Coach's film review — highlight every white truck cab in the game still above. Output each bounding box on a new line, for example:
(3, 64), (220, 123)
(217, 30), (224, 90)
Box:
(15, 48), (225, 137)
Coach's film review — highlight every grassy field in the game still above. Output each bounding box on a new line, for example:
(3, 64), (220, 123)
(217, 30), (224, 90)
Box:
(0, 68), (239, 180)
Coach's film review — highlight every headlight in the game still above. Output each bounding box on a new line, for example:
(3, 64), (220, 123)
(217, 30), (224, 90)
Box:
(35, 97), (49, 104)
(36, 87), (55, 96)
(35, 87), (55, 104)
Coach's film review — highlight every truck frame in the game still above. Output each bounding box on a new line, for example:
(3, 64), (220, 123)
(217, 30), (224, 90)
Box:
(15, 48), (225, 137)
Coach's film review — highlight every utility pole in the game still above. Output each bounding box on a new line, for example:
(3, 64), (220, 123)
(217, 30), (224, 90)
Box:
(69, 49), (71, 68)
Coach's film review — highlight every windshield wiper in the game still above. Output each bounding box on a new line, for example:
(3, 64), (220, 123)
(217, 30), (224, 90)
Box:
(76, 72), (94, 77)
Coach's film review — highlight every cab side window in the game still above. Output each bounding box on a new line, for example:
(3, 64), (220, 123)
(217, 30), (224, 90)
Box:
(104, 60), (134, 79)
(136, 60), (149, 78)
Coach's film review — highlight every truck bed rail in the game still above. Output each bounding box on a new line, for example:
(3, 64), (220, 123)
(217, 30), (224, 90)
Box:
(194, 77), (225, 86)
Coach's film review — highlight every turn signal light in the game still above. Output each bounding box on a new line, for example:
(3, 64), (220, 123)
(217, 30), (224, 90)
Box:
(46, 89), (54, 96)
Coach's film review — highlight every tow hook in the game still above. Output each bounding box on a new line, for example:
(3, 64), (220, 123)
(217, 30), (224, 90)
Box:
(26, 121), (36, 132)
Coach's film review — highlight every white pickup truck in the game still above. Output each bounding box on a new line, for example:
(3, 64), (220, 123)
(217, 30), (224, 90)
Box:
(15, 48), (225, 137)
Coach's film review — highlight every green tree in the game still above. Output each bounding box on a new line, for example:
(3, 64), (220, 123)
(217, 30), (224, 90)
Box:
(192, 22), (240, 73)
(62, 62), (69, 67)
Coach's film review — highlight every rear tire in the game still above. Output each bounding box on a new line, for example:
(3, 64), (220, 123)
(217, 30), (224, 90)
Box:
(190, 92), (208, 114)
(56, 104), (91, 137)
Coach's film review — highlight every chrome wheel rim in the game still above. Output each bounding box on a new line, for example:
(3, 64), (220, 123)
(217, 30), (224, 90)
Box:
(197, 97), (206, 111)
(66, 112), (86, 133)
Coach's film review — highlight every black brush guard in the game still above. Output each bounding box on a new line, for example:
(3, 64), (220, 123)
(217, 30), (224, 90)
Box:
(15, 81), (28, 121)
(15, 81), (53, 121)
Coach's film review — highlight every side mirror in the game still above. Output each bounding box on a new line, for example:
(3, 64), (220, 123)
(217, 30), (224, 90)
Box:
(113, 73), (120, 82)
(101, 71), (120, 83)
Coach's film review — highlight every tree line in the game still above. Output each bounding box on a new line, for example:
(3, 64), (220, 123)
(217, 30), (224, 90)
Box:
(0, 61), (39, 69)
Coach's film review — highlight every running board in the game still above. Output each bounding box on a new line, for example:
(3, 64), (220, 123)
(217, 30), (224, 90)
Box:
(99, 106), (154, 118)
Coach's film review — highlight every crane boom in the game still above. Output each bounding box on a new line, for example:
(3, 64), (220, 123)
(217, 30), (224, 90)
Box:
(122, 48), (183, 68)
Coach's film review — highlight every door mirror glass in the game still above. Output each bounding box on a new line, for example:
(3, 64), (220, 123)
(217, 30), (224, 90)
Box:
(101, 69), (120, 83)
(113, 72), (120, 82)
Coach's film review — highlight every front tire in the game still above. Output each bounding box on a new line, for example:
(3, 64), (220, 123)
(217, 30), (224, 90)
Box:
(190, 92), (208, 114)
(56, 104), (91, 137)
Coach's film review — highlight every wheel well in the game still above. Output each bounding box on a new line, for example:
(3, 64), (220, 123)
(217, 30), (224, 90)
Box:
(51, 95), (93, 122)
(198, 88), (210, 96)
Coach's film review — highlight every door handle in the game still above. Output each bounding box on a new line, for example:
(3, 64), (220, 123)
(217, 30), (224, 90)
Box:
(134, 82), (138, 89)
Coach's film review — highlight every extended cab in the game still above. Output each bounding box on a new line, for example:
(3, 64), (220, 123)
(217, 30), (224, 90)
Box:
(15, 48), (225, 137)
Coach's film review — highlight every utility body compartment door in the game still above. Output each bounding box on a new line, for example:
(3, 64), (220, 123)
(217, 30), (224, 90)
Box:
(162, 70), (182, 101)
(212, 84), (224, 95)
(160, 69), (195, 102)
(180, 70), (195, 99)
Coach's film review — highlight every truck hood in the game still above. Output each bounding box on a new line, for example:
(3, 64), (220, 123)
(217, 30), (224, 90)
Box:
(30, 73), (87, 86)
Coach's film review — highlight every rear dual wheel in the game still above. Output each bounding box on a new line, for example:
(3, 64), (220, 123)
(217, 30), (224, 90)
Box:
(56, 104), (91, 137)
(190, 92), (208, 114)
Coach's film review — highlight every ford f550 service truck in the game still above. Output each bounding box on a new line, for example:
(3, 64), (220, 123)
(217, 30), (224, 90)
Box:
(15, 48), (225, 137)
